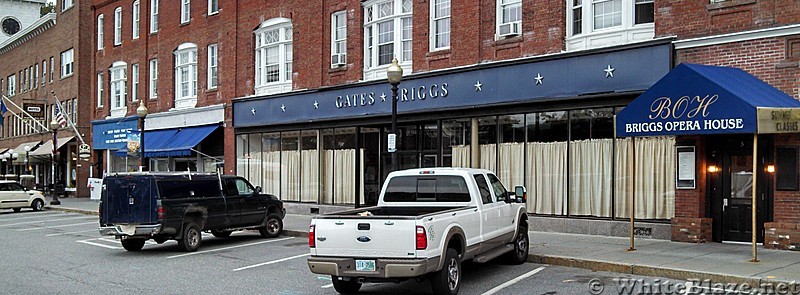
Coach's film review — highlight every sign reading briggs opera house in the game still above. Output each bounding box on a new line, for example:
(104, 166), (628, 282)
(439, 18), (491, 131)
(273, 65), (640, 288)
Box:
(623, 94), (745, 135)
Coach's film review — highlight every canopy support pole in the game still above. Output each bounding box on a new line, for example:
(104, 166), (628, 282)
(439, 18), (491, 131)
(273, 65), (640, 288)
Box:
(751, 134), (759, 262)
(629, 136), (636, 251)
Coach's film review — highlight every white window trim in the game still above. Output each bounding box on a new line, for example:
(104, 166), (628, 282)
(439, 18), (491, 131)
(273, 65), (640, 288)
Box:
(149, 59), (158, 99)
(565, 0), (654, 51)
(331, 11), (347, 68)
(208, 0), (219, 15)
(174, 43), (198, 109)
(97, 14), (104, 50)
(150, 0), (159, 33)
(495, 0), (522, 39)
(49, 57), (54, 83)
(114, 7), (123, 46)
(429, 0), (450, 51)
(62, 0), (74, 12)
(131, 63), (139, 102)
(181, 0), (191, 24)
(96, 73), (103, 108)
(362, 0), (413, 81)
(60, 48), (74, 78)
(133, 0), (140, 39)
(207, 44), (218, 89)
(6, 75), (15, 96)
(254, 18), (293, 95)
(109, 61), (128, 118)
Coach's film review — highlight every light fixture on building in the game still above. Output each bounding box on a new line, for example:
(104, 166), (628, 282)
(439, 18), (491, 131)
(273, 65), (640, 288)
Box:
(766, 164), (776, 173)
(707, 165), (719, 173)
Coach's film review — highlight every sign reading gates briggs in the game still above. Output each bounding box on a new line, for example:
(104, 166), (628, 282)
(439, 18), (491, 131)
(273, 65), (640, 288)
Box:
(23, 103), (45, 119)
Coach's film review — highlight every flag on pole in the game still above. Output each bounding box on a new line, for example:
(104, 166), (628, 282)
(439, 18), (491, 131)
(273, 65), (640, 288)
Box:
(0, 98), (7, 125)
(54, 101), (67, 128)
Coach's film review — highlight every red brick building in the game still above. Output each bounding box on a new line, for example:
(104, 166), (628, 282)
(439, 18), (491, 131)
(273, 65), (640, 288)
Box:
(0, 0), (94, 197)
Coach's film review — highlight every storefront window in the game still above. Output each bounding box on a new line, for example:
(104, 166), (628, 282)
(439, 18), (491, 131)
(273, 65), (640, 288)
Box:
(498, 114), (525, 188)
(248, 134), (262, 188)
(569, 108), (613, 217)
(261, 133), (281, 198)
(360, 127), (381, 206)
(300, 130), (319, 203)
(281, 132), (300, 202)
(236, 134), (247, 179)
(615, 135), (675, 220)
(527, 111), (568, 215)
(321, 128), (359, 205)
(477, 116), (497, 173)
(443, 119), (470, 168)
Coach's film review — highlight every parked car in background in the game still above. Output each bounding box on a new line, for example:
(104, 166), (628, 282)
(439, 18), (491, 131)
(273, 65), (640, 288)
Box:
(99, 172), (285, 252)
(0, 180), (46, 213)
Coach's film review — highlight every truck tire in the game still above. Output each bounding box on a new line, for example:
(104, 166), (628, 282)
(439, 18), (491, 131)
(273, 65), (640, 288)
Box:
(505, 224), (529, 265)
(178, 222), (202, 252)
(121, 238), (146, 251)
(430, 248), (461, 295)
(12, 208), (21, 212)
(211, 230), (232, 238)
(259, 213), (283, 238)
(331, 276), (361, 294)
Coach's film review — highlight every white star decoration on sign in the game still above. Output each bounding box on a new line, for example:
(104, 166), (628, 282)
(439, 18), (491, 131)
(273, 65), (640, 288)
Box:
(474, 81), (483, 92)
(251, 108), (256, 115)
(604, 65), (615, 78)
(381, 92), (387, 102)
(313, 101), (319, 109)
(534, 73), (544, 85)
(280, 104), (286, 112)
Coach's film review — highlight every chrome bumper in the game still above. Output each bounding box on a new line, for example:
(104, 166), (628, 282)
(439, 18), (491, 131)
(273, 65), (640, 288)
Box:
(98, 224), (162, 236)
(307, 256), (438, 278)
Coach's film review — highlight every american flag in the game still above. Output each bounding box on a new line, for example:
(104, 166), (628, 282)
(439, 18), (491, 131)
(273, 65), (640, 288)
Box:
(54, 102), (67, 128)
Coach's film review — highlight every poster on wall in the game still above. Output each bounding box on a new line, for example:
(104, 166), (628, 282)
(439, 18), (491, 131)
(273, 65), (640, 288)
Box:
(676, 146), (696, 189)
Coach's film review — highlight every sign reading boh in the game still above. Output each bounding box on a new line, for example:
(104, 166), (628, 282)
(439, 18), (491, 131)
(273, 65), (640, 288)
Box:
(624, 94), (745, 134)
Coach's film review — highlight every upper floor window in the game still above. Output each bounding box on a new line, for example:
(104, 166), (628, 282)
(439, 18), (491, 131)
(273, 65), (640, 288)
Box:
(97, 14), (104, 50)
(34, 64), (38, 87)
(181, 0), (191, 24)
(430, 0), (450, 50)
(97, 72), (103, 108)
(131, 63), (139, 102)
(150, 0), (159, 33)
(567, 0), (654, 51)
(149, 58), (158, 99)
(49, 57), (54, 82)
(254, 18), (292, 95)
(61, 48), (74, 78)
(114, 7), (123, 46)
(62, 0), (74, 11)
(41, 60), (46, 86)
(497, 0), (521, 38)
(110, 62), (128, 117)
(331, 11), (347, 67)
(363, 0), (412, 79)
(208, 44), (218, 89)
(208, 0), (219, 15)
(6, 75), (15, 96)
(133, 1), (140, 39)
(174, 43), (197, 108)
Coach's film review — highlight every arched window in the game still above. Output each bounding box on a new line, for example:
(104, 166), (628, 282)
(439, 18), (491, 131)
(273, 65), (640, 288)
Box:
(109, 61), (128, 117)
(254, 18), (292, 95)
(174, 43), (198, 108)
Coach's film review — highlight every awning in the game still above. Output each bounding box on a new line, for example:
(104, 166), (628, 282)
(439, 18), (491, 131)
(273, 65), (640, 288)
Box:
(616, 63), (800, 137)
(10, 141), (42, 164)
(29, 136), (76, 157)
(115, 124), (219, 158)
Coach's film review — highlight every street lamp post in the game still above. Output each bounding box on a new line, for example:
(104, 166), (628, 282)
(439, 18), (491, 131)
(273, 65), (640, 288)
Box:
(386, 57), (403, 172)
(50, 119), (60, 205)
(23, 145), (30, 174)
(137, 102), (148, 172)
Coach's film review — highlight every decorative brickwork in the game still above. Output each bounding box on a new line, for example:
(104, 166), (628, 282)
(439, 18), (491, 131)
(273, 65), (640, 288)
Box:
(672, 217), (713, 243)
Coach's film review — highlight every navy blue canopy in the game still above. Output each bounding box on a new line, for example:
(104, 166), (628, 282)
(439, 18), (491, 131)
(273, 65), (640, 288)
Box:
(616, 63), (800, 137)
(115, 124), (219, 158)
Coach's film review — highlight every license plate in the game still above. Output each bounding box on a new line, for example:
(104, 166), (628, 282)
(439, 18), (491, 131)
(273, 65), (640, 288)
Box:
(355, 260), (375, 272)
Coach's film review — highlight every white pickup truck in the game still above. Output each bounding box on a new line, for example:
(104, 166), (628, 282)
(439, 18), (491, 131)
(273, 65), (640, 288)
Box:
(307, 168), (529, 295)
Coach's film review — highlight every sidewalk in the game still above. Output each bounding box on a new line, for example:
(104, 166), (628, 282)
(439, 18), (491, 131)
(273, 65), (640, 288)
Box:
(47, 197), (800, 286)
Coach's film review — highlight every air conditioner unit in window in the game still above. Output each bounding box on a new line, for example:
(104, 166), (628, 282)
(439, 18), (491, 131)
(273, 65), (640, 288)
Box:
(331, 54), (346, 67)
(498, 22), (521, 37)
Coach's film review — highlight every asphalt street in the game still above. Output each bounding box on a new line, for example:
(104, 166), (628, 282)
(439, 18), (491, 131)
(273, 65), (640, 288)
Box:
(0, 209), (695, 295)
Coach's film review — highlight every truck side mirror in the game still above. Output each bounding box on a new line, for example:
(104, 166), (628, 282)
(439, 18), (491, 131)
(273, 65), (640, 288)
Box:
(514, 186), (526, 203)
(255, 186), (262, 194)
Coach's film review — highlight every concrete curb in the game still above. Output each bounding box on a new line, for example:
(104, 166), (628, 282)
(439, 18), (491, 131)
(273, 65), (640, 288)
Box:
(44, 206), (98, 216)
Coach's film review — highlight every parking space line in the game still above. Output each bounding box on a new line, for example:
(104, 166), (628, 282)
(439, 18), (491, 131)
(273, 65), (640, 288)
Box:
(481, 266), (546, 295)
(16, 221), (98, 231)
(77, 239), (122, 250)
(167, 237), (294, 259)
(0, 216), (91, 227)
(46, 229), (98, 237)
(0, 212), (60, 221)
(232, 253), (310, 272)
(321, 284), (333, 289)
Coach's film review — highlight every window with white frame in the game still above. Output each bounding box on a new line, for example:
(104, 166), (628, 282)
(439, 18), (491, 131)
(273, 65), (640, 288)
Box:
(208, 44), (218, 89)
(331, 11), (347, 67)
(110, 62), (127, 117)
(34, 64), (38, 88)
(430, 0), (450, 50)
(114, 7), (122, 45)
(174, 43), (197, 108)
(6, 75), (14, 96)
(97, 72), (103, 107)
(61, 48), (74, 78)
(73, 99), (78, 122)
(133, 0), (140, 39)
(208, 0), (218, 15)
(62, 0), (73, 11)
(49, 56), (54, 82)
(566, 0), (654, 51)
(363, 0), (413, 79)
(149, 58), (158, 98)
(181, 0), (191, 23)
(97, 14), (104, 50)
(254, 18), (292, 95)
(496, 0), (521, 38)
(24, 68), (29, 91)
(131, 63), (139, 101)
(41, 60), (46, 86)
(150, 0), (159, 33)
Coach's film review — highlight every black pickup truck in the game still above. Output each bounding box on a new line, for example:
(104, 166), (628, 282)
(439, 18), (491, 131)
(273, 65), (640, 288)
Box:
(98, 172), (285, 252)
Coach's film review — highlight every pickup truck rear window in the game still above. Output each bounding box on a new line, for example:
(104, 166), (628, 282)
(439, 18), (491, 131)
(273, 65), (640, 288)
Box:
(383, 176), (471, 202)
(158, 180), (221, 199)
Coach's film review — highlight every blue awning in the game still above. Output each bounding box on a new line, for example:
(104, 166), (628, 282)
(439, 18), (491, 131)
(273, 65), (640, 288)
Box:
(115, 124), (219, 158)
(616, 63), (800, 137)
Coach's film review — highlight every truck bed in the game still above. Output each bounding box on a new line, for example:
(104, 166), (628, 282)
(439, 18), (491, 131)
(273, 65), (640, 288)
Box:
(317, 206), (470, 219)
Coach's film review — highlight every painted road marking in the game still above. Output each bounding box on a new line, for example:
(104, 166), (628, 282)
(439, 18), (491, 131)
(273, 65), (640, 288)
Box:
(77, 238), (122, 250)
(46, 229), (99, 237)
(321, 284), (333, 289)
(481, 266), (546, 295)
(0, 212), (61, 221)
(167, 237), (294, 259)
(17, 221), (98, 231)
(232, 253), (310, 272)
(0, 216), (91, 227)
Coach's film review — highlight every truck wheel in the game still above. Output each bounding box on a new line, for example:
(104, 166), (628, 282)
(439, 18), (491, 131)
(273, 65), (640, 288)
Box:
(430, 248), (461, 295)
(331, 276), (361, 294)
(259, 213), (283, 238)
(178, 222), (202, 252)
(211, 230), (232, 238)
(505, 225), (529, 265)
(121, 238), (146, 251)
(31, 199), (44, 212)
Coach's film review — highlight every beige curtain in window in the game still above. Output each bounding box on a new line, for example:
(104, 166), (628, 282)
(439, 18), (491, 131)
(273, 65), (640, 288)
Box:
(321, 149), (334, 204)
(281, 150), (300, 202)
(451, 145), (471, 168)
(569, 139), (613, 217)
(615, 136), (675, 219)
(261, 151), (281, 198)
(526, 141), (568, 215)
(480, 144), (497, 173)
(247, 152), (262, 188)
(300, 149), (319, 203)
(498, 142), (525, 188)
(320, 149), (363, 205)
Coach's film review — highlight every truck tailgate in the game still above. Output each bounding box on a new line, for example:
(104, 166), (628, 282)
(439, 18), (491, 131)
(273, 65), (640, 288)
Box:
(313, 218), (418, 258)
